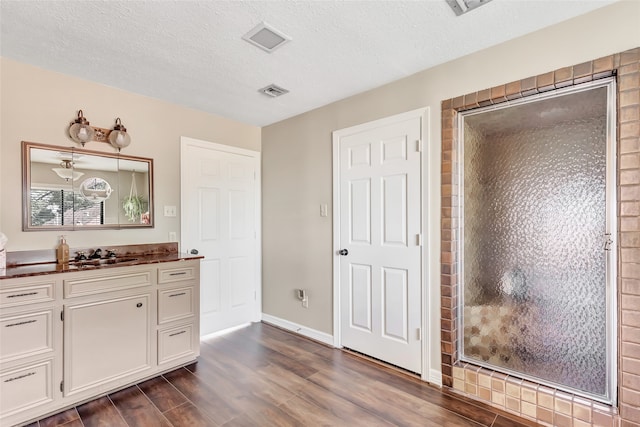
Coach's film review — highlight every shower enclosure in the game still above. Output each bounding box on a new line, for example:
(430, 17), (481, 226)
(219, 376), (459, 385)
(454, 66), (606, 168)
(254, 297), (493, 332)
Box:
(458, 79), (616, 402)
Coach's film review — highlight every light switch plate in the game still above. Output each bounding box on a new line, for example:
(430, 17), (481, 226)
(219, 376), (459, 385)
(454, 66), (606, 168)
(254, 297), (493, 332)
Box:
(164, 206), (177, 217)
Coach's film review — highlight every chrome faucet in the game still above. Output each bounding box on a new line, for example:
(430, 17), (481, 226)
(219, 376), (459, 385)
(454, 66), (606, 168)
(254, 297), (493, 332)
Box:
(89, 248), (102, 259)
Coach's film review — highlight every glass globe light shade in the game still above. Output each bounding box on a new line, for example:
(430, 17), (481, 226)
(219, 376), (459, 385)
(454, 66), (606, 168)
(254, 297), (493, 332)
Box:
(109, 118), (131, 151)
(69, 110), (95, 145)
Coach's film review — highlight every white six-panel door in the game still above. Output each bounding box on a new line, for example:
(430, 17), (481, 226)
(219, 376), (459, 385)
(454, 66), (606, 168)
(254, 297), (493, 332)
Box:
(335, 113), (423, 373)
(181, 138), (260, 336)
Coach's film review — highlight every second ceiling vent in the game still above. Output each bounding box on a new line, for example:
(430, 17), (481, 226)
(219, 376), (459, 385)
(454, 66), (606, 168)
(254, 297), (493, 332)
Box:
(259, 84), (289, 98)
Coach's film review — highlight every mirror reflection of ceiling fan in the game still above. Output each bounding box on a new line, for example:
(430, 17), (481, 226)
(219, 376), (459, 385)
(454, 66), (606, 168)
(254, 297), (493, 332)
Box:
(52, 159), (84, 182)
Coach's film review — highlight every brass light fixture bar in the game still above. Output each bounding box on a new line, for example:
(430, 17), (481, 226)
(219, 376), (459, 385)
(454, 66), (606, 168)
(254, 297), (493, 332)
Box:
(68, 110), (131, 151)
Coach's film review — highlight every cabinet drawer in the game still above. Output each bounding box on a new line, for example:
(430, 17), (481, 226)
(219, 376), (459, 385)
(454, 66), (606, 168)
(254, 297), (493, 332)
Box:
(0, 310), (53, 363)
(158, 266), (195, 284)
(0, 359), (54, 418)
(158, 286), (195, 324)
(158, 324), (196, 365)
(64, 270), (151, 298)
(0, 282), (55, 308)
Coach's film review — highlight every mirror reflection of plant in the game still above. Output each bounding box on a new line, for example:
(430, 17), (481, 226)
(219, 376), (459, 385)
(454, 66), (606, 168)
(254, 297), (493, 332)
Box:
(122, 171), (146, 222)
(122, 195), (147, 222)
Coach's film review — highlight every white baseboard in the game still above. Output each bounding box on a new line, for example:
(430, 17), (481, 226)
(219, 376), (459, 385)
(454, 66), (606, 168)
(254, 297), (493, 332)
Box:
(429, 369), (443, 386)
(261, 313), (334, 346)
(200, 323), (251, 340)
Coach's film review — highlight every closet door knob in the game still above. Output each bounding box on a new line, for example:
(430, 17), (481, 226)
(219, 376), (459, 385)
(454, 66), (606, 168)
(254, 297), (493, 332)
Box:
(338, 249), (349, 256)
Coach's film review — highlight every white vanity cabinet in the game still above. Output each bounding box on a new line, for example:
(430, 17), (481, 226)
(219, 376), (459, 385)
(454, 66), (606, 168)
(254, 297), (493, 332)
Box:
(0, 258), (200, 427)
(0, 278), (61, 426)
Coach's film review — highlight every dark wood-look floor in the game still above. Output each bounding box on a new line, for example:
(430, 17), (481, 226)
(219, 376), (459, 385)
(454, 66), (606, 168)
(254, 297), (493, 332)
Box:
(26, 322), (539, 427)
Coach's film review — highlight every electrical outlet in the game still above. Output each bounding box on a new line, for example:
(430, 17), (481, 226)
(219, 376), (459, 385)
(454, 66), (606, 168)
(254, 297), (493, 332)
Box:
(302, 297), (309, 308)
(169, 232), (177, 241)
(164, 205), (177, 217)
(320, 204), (328, 217)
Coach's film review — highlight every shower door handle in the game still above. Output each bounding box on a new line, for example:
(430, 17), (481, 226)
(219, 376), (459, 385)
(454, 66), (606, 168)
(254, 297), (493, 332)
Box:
(604, 233), (613, 251)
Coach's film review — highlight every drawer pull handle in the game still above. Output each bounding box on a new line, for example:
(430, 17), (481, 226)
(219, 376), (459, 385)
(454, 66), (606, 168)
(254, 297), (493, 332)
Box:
(169, 330), (187, 337)
(169, 292), (187, 297)
(5, 319), (37, 328)
(4, 371), (36, 383)
(7, 292), (39, 298)
(169, 272), (187, 276)
(136, 303), (143, 308)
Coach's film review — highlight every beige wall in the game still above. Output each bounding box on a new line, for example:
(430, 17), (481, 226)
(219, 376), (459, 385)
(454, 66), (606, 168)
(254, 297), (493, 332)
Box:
(0, 58), (260, 251)
(261, 0), (640, 378)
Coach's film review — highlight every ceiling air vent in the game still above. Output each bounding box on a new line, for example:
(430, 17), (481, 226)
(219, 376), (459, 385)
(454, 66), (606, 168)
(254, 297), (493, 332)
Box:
(242, 22), (291, 53)
(259, 84), (289, 98)
(445, 0), (493, 16)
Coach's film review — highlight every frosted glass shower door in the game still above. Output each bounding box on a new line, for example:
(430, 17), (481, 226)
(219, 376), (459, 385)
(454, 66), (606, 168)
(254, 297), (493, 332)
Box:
(459, 80), (616, 402)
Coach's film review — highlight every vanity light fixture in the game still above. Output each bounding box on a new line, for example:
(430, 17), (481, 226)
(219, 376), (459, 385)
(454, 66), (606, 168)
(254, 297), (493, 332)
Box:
(52, 159), (84, 182)
(68, 110), (131, 151)
(108, 117), (131, 151)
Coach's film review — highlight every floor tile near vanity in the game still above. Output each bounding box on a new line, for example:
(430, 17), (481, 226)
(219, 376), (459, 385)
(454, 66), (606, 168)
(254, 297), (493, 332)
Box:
(31, 323), (538, 427)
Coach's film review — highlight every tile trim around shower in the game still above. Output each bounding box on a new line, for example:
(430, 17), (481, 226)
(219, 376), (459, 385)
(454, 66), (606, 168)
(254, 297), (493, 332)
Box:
(440, 47), (640, 427)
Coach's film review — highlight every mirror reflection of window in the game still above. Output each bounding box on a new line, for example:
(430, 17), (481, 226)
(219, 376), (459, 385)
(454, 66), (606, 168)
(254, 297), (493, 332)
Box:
(30, 188), (105, 226)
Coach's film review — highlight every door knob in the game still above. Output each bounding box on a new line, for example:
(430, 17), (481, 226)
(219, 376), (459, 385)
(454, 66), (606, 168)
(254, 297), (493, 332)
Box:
(338, 249), (349, 256)
(190, 249), (199, 255)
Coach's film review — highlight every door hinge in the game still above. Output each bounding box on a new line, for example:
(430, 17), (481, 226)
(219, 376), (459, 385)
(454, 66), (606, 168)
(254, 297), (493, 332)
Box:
(60, 380), (64, 393)
(60, 311), (64, 321)
(416, 139), (422, 152)
(254, 290), (257, 301)
(416, 234), (422, 246)
(416, 328), (421, 341)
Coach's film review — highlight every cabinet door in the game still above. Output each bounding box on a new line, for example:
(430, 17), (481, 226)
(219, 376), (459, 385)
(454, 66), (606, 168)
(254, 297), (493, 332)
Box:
(64, 294), (151, 396)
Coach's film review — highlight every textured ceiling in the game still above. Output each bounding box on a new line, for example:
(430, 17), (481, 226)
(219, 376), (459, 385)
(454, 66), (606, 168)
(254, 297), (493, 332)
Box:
(0, 1), (618, 126)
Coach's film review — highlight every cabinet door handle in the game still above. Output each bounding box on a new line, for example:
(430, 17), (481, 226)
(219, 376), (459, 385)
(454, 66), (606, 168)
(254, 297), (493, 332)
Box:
(4, 372), (36, 383)
(169, 330), (186, 337)
(136, 303), (143, 308)
(5, 319), (37, 328)
(169, 292), (186, 297)
(6, 292), (38, 298)
(169, 272), (187, 276)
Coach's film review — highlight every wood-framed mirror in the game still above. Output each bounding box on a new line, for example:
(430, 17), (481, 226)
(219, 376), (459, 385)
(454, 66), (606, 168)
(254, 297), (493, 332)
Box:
(22, 141), (154, 231)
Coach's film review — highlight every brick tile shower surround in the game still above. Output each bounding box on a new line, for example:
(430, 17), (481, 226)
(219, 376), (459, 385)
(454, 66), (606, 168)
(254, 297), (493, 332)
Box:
(440, 48), (640, 427)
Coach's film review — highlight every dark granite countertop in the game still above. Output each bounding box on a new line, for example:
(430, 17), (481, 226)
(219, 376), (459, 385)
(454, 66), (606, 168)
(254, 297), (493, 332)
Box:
(0, 243), (203, 280)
